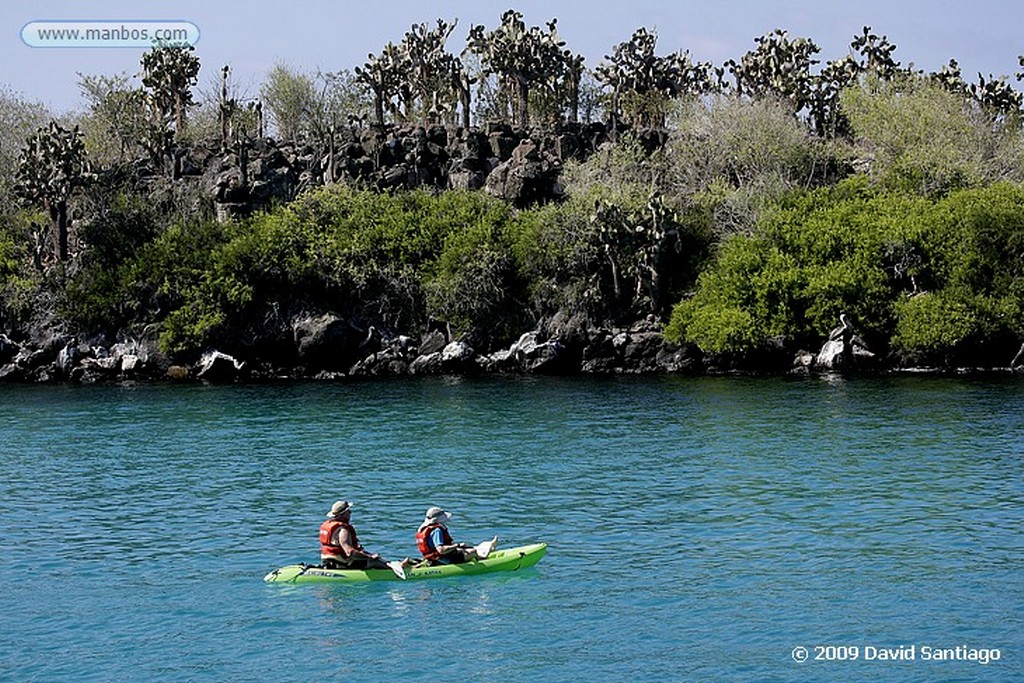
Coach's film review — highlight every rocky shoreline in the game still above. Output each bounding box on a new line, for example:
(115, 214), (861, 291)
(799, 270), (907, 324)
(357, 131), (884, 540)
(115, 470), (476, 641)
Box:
(3, 314), (1022, 384)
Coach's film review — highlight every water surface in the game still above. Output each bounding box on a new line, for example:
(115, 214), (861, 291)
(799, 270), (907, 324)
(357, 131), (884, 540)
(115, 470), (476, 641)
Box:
(1, 376), (1021, 681)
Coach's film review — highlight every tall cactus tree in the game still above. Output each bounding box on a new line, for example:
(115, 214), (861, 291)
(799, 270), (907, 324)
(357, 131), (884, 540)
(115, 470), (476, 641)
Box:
(808, 54), (859, 137)
(850, 26), (901, 80)
(591, 193), (681, 318)
(466, 10), (568, 128)
(355, 42), (406, 127)
(931, 59), (969, 97)
(140, 44), (200, 136)
(970, 74), (1023, 117)
(727, 29), (820, 112)
(595, 27), (713, 129)
(450, 57), (474, 128)
(562, 53), (586, 124)
(15, 121), (91, 263)
(401, 19), (462, 125)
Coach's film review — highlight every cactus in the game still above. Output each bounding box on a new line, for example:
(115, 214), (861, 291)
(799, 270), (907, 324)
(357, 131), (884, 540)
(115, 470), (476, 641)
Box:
(141, 44), (200, 136)
(728, 29), (820, 112)
(15, 121), (91, 263)
(850, 26), (901, 81)
(931, 59), (969, 97)
(970, 74), (1023, 116)
(808, 54), (859, 137)
(355, 42), (405, 127)
(596, 27), (713, 129)
(401, 19), (462, 125)
(591, 193), (680, 316)
(466, 10), (570, 128)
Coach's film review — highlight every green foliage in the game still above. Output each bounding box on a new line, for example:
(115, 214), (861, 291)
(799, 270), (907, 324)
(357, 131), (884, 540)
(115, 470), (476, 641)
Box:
(892, 291), (990, 355)
(423, 198), (525, 340)
(666, 96), (849, 236)
(668, 179), (917, 350)
(141, 44), (201, 135)
(115, 179), (713, 355)
(510, 168), (712, 323)
(841, 75), (1000, 193)
(139, 187), (525, 353)
(60, 185), (172, 333)
(891, 183), (1024, 360)
(76, 73), (152, 166)
(667, 179), (1024, 363)
(131, 219), (230, 351)
(263, 65), (371, 141)
(0, 208), (49, 328)
(260, 63), (317, 142)
(0, 211), (33, 280)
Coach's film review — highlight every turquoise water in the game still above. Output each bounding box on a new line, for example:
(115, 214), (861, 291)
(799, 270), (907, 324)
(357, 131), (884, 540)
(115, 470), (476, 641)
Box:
(1, 376), (1021, 681)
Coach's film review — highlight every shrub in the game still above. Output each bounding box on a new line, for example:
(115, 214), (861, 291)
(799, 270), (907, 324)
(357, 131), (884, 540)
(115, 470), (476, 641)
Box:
(143, 186), (530, 354)
(667, 179), (1024, 363)
(840, 75), (1019, 194)
(666, 95), (850, 236)
(667, 179), (918, 351)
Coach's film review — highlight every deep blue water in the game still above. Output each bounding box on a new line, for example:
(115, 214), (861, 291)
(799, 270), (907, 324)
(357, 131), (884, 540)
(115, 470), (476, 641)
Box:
(1, 376), (1021, 681)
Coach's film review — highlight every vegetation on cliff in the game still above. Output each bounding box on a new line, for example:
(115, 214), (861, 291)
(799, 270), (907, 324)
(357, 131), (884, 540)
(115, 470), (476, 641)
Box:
(1, 18), (1022, 373)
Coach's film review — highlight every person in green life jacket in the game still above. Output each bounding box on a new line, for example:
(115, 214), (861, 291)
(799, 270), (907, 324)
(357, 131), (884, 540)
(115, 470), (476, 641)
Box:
(319, 500), (409, 574)
(415, 506), (485, 565)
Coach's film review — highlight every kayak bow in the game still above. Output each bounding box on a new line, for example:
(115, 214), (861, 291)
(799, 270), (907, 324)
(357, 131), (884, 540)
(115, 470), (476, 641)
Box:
(264, 542), (547, 584)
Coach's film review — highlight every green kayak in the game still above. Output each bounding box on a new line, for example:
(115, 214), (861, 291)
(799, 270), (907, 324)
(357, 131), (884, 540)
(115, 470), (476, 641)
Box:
(264, 542), (547, 583)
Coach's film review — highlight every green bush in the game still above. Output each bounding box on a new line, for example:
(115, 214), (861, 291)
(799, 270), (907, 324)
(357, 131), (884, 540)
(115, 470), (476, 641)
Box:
(129, 219), (230, 352)
(667, 178), (918, 351)
(0, 209), (46, 330)
(890, 183), (1024, 360)
(533, 144), (713, 322)
(667, 178), (1024, 362)
(138, 186), (529, 354)
(841, 75), (1020, 194)
(666, 95), (850, 237)
(424, 200), (526, 343)
(893, 291), (989, 354)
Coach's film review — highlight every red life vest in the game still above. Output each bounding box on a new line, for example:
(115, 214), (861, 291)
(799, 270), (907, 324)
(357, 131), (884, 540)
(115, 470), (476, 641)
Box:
(320, 519), (360, 559)
(416, 523), (453, 561)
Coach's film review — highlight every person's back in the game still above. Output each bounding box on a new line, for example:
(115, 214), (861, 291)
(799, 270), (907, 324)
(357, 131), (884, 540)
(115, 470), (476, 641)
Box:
(416, 506), (476, 565)
(320, 500), (409, 577)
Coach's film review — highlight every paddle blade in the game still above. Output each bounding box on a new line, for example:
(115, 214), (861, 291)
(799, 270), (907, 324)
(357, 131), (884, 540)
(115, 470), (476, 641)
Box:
(475, 536), (498, 559)
(386, 560), (407, 580)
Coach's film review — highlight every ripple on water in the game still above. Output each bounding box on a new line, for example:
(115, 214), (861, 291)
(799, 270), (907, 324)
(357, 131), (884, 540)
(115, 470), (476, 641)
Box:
(0, 377), (1021, 682)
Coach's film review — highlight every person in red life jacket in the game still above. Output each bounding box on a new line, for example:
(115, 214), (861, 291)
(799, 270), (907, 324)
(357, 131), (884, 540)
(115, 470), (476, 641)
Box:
(320, 500), (408, 573)
(416, 506), (484, 565)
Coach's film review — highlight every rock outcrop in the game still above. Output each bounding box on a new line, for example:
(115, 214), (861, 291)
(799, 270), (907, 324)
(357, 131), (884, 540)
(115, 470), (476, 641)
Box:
(202, 121), (612, 220)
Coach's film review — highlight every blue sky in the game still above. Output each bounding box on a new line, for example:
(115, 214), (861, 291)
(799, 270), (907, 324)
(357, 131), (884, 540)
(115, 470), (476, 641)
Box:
(5, 0), (1021, 112)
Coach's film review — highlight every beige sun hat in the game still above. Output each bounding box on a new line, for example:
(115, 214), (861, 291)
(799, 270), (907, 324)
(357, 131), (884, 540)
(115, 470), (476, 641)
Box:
(423, 506), (452, 525)
(326, 500), (352, 518)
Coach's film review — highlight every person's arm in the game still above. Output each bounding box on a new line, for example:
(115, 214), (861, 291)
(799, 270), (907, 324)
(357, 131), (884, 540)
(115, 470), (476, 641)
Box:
(430, 527), (455, 554)
(338, 527), (379, 560)
(431, 527), (470, 555)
